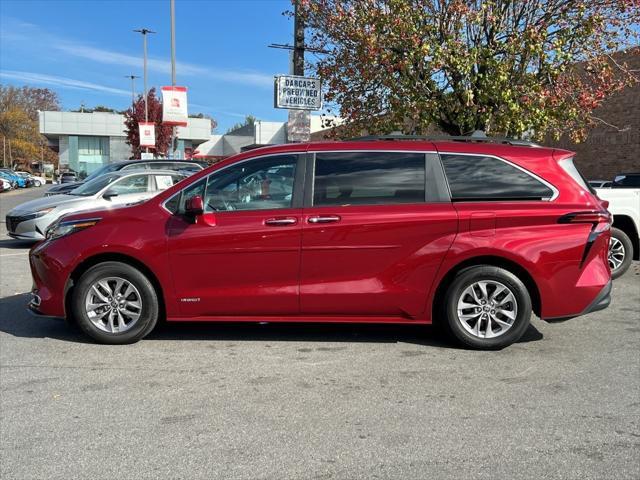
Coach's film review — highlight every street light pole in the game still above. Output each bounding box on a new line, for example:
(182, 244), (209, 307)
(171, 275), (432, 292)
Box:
(124, 75), (140, 105)
(134, 28), (155, 154)
(170, 0), (177, 158)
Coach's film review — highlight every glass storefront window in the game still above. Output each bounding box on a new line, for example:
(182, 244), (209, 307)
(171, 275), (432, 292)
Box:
(74, 136), (110, 179)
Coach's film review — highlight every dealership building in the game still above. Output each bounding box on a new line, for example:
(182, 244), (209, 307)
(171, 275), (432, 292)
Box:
(39, 110), (341, 177)
(39, 111), (212, 178)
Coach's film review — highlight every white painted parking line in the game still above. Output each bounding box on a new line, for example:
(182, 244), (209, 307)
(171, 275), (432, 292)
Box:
(0, 252), (30, 257)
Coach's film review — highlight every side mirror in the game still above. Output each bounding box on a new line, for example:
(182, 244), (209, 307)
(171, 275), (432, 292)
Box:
(184, 195), (204, 217)
(103, 190), (118, 200)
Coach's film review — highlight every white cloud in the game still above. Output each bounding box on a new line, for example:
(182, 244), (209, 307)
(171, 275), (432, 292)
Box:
(1, 17), (273, 88)
(0, 70), (130, 96)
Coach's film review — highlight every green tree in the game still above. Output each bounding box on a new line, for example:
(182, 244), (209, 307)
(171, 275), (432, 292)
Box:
(0, 85), (60, 167)
(226, 114), (257, 133)
(300, 0), (640, 141)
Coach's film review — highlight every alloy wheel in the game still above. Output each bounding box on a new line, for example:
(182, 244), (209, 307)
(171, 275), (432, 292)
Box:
(608, 237), (625, 272)
(456, 280), (518, 339)
(84, 276), (143, 333)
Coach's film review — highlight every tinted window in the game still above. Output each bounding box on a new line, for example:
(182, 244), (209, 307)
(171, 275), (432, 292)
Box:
(612, 174), (640, 188)
(121, 163), (149, 171)
(313, 152), (425, 206)
(442, 154), (553, 200)
(204, 155), (297, 212)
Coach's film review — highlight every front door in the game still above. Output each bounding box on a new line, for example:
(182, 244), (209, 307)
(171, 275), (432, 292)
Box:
(300, 151), (458, 318)
(167, 154), (304, 317)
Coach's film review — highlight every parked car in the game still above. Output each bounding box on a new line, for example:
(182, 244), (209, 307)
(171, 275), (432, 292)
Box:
(6, 170), (185, 241)
(0, 178), (11, 192)
(28, 137), (612, 348)
(16, 171), (47, 187)
(46, 160), (207, 196)
(0, 170), (26, 188)
(611, 173), (640, 188)
(596, 186), (640, 279)
(59, 172), (79, 184)
(589, 180), (612, 188)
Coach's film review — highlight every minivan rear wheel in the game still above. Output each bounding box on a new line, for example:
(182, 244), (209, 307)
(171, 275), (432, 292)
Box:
(71, 261), (159, 344)
(443, 266), (532, 349)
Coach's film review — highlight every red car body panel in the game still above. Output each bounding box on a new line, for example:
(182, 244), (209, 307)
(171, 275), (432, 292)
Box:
(300, 203), (458, 318)
(29, 140), (611, 326)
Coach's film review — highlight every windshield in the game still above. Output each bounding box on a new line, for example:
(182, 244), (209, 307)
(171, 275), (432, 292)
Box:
(82, 163), (122, 182)
(69, 173), (120, 196)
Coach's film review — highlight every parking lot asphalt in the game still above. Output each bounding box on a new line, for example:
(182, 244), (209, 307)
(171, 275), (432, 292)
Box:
(1, 187), (639, 480)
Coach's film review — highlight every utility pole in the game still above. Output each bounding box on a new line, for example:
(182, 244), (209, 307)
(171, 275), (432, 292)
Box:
(125, 75), (140, 105)
(268, 0), (326, 143)
(290, 0), (309, 142)
(134, 28), (155, 153)
(293, 0), (304, 76)
(170, 0), (177, 159)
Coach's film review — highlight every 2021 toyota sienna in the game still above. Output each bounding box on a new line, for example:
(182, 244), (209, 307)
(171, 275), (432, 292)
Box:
(28, 137), (612, 349)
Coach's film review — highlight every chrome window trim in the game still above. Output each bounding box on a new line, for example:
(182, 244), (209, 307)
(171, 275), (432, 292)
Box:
(161, 152), (305, 214)
(438, 151), (559, 202)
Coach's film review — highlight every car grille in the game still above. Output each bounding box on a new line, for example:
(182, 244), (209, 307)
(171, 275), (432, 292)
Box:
(6, 215), (30, 233)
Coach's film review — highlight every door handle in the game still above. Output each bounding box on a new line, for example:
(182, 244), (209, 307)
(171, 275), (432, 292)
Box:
(264, 217), (298, 226)
(308, 215), (341, 224)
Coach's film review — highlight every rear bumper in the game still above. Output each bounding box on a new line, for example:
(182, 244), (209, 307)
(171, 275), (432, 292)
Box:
(545, 280), (612, 322)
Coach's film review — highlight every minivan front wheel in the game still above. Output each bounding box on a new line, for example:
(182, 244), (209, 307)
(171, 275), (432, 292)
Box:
(71, 261), (159, 344)
(444, 266), (532, 349)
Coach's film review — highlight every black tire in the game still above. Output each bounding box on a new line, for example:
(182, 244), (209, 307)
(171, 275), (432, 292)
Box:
(609, 227), (633, 280)
(71, 261), (159, 344)
(443, 266), (532, 350)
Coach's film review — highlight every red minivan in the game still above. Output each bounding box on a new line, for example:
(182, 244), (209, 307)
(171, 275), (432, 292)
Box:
(28, 137), (612, 349)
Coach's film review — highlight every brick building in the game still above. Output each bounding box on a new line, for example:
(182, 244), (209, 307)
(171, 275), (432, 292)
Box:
(547, 48), (640, 180)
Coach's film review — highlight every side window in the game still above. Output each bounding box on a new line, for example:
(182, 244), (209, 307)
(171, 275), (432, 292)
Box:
(173, 178), (207, 214)
(148, 162), (178, 170)
(154, 174), (183, 191)
(121, 163), (149, 171)
(203, 155), (297, 212)
(441, 154), (554, 201)
(105, 174), (150, 196)
(313, 152), (425, 206)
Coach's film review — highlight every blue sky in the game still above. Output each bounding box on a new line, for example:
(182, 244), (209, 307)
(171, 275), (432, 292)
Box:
(0, 0), (296, 131)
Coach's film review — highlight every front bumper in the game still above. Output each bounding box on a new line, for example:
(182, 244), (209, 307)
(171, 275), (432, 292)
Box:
(6, 214), (54, 240)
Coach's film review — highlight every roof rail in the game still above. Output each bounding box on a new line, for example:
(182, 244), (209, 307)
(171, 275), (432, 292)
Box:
(348, 135), (541, 147)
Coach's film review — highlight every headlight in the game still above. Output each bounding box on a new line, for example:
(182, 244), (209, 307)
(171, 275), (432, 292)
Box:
(19, 207), (55, 220)
(33, 207), (55, 218)
(45, 218), (101, 240)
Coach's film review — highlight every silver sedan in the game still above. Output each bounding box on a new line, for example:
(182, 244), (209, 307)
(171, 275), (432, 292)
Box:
(6, 170), (185, 240)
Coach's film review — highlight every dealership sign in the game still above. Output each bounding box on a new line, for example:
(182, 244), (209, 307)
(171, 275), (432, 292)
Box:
(274, 75), (322, 110)
(139, 122), (155, 148)
(162, 86), (188, 126)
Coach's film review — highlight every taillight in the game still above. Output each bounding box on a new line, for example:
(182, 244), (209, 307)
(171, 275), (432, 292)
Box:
(558, 211), (611, 231)
(559, 211), (612, 267)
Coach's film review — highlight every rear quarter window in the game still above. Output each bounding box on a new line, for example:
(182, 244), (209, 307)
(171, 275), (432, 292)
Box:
(441, 154), (554, 201)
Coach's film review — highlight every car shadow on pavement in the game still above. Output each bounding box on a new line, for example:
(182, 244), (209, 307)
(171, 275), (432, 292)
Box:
(0, 293), (543, 348)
